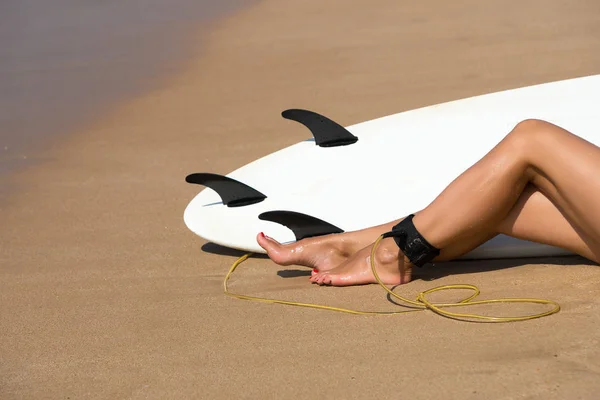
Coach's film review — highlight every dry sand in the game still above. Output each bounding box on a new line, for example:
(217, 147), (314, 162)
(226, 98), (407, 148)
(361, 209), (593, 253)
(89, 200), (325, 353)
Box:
(3, 0), (600, 398)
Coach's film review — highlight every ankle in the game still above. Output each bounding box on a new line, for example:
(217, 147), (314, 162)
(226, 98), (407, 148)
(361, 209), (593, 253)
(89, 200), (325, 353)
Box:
(375, 238), (404, 264)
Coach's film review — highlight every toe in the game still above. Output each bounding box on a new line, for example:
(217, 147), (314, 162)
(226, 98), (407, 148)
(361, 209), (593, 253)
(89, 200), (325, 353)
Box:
(256, 232), (278, 251)
(310, 271), (326, 285)
(256, 232), (292, 265)
(317, 272), (333, 286)
(320, 275), (332, 286)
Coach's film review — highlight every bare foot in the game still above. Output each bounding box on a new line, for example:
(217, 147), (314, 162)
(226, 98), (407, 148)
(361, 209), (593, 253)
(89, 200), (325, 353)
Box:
(309, 237), (412, 286)
(257, 220), (401, 273)
(256, 232), (354, 272)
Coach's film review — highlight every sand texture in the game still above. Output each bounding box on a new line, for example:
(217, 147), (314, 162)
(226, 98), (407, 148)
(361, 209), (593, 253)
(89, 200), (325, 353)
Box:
(2, 0), (600, 398)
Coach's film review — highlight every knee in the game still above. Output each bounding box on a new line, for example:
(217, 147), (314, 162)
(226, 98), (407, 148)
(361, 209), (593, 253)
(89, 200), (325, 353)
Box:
(512, 118), (551, 136)
(506, 118), (551, 148)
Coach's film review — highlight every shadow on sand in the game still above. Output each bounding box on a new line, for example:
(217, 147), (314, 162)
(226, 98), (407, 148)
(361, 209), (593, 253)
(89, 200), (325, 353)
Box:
(416, 254), (593, 282)
(201, 242), (268, 259)
(201, 241), (309, 277)
(201, 242), (595, 284)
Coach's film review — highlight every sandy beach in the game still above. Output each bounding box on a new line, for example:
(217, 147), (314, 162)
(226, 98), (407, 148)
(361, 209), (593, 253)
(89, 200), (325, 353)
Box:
(2, 0), (600, 398)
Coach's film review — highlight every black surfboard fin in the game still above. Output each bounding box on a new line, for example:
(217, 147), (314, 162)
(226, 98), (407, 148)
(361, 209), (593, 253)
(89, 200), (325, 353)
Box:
(259, 210), (344, 240)
(282, 109), (359, 147)
(185, 173), (266, 207)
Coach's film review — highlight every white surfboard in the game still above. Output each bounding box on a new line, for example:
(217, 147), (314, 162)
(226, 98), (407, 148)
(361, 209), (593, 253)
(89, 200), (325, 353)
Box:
(184, 74), (600, 259)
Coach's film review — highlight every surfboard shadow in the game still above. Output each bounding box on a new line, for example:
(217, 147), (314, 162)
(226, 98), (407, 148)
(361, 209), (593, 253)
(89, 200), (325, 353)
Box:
(200, 243), (310, 277)
(200, 242), (268, 259)
(273, 256), (595, 288)
(276, 255), (595, 282)
(199, 242), (594, 283)
(414, 254), (593, 282)
(277, 269), (311, 278)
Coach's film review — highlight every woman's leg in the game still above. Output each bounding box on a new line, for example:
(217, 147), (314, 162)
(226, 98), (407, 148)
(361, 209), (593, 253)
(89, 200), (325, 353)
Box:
(305, 119), (600, 285)
(257, 184), (595, 270)
(439, 184), (600, 262)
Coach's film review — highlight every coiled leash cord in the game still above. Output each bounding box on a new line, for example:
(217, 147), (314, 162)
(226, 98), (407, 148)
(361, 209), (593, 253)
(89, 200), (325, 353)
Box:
(223, 234), (560, 322)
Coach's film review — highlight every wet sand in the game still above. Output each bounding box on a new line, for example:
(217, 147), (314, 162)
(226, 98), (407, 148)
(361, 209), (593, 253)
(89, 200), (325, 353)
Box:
(0, 0), (250, 193)
(2, 0), (600, 398)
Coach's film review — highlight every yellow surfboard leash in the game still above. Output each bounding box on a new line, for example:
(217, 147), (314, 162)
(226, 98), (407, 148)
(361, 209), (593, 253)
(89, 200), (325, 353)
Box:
(223, 234), (560, 322)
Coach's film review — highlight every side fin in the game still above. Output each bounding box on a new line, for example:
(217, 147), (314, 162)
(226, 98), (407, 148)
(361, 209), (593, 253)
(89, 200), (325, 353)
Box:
(185, 173), (266, 207)
(282, 109), (358, 147)
(259, 210), (344, 240)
